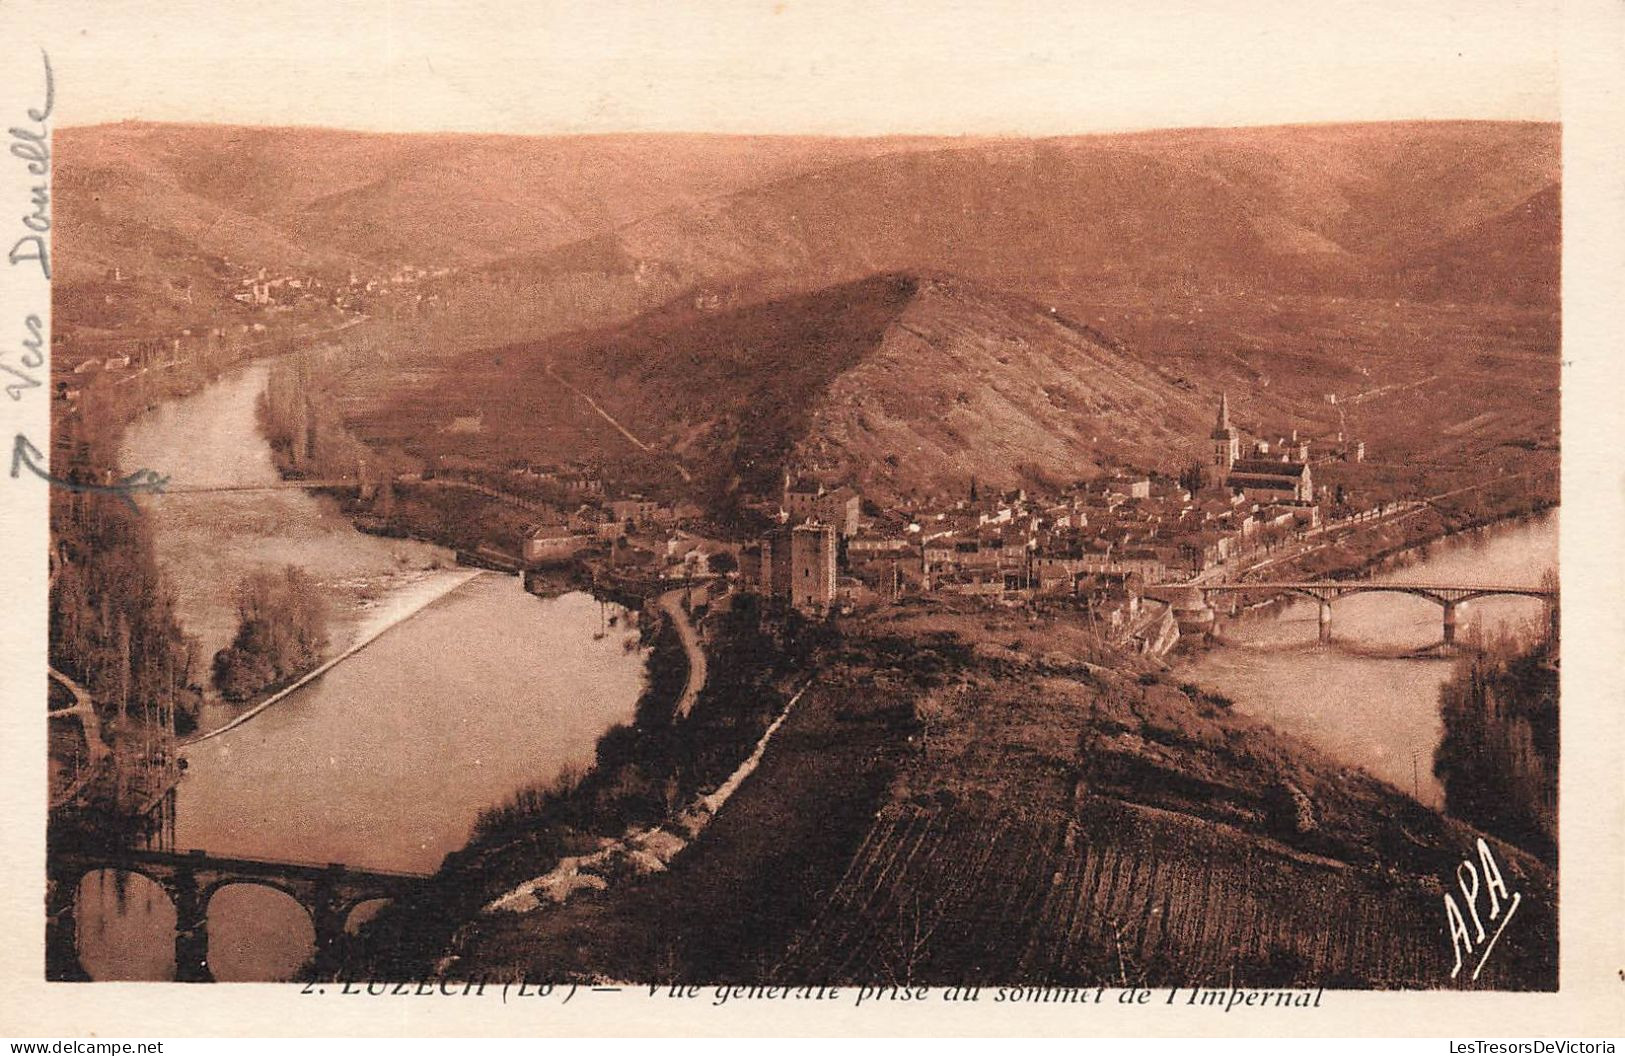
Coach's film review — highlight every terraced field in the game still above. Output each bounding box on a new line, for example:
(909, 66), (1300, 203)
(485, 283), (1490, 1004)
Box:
(767, 607), (1556, 990)
(778, 794), (1549, 989)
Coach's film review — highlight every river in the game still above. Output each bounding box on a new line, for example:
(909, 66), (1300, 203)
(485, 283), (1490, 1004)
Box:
(78, 361), (649, 981)
(1174, 510), (1557, 806)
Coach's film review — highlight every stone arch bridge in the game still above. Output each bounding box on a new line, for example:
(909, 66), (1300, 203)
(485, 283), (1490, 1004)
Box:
(48, 847), (429, 982)
(1193, 581), (1554, 645)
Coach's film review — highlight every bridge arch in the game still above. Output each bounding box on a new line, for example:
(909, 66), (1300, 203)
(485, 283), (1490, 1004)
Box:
(199, 875), (307, 910)
(1451, 588), (1552, 606)
(1330, 585), (1447, 606)
(342, 897), (395, 935)
(61, 861), (170, 900)
(202, 882), (317, 983)
(195, 878), (391, 940)
(65, 867), (178, 982)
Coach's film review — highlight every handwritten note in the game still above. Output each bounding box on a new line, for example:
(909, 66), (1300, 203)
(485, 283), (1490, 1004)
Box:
(5, 48), (49, 417)
(4, 50), (164, 509)
(8, 49), (50, 281)
(10, 434), (169, 512)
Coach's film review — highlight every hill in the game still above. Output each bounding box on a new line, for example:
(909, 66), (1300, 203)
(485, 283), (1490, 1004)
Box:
(57, 120), (1560, 495)
(55, 120), (1559, 332)
(340, 273), (1213, 507)
(51, 122), (940, 329)
(1393, 184), (1560, 306)
(372, 122), (1558, 473)
(481, 120), (1559, 311)
(790, 277), (1212, 499)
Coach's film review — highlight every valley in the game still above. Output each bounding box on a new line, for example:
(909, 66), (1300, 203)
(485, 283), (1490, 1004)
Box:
(47, 117), (1562, 990)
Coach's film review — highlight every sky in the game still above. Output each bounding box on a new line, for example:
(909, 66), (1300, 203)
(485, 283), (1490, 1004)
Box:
(22, 0), (1561, 135)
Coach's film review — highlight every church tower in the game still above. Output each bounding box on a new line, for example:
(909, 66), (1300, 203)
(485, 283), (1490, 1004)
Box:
(1211, 393), (1240, 471)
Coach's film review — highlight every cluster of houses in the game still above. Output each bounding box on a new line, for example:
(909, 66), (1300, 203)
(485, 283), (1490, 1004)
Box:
(52, 324), (268, 409)
(518, 469), (707, 567)
(230, 268), (322, 309)
(54, 254), (456, 410)
(516, 396), (1363, 645)
(736, 398), (1351, 626)
(229, 263), (449, 313)
(823, 469), (1313, 627)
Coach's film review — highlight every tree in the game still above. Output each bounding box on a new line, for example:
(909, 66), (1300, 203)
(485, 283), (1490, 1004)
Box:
(49, 442), (197, 746)
(212, 566), (330, 701)
(1434, 629), (1557, 862)
(1179, 460), (1208, 495)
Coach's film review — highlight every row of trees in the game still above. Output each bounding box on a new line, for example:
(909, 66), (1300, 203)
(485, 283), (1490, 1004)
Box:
(259, 348), (378, 481)
(1433, 575), (1559, 863)
(49, 420), (201, 741)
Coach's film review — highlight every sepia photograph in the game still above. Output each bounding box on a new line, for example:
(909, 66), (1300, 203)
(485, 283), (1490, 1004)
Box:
(5, 0), (1618, 1037)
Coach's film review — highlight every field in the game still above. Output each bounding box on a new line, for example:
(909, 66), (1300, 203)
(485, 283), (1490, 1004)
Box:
(780, 799), (1452, 987)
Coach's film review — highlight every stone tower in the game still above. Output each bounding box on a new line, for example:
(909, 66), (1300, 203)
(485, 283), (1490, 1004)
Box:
(790, 521), (838, 615)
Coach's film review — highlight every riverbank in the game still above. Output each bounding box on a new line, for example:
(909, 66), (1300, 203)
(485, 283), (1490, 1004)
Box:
(1259, 491), (1557, 585)
(1171, 510), (1556, 830)
(1167, 498), (1559, 649)
(343, 595), (818, 979)
(1195, 505), (1560, 640)
(1435, 625), (1558, 864)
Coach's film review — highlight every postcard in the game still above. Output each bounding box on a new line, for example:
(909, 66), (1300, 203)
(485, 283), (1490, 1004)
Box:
(1, 0), (1620, 1039)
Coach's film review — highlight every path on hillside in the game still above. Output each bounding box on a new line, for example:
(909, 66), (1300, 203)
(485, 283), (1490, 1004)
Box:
(1345, 373), (1441, 405)
(47, 666), (107, 760)
(47, 667), (111, 813)
(657, 587), (708, 720)
(544, 364), (694, 483)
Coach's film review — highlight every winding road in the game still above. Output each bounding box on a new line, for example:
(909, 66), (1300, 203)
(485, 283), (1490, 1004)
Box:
(657, 586), (708, 720)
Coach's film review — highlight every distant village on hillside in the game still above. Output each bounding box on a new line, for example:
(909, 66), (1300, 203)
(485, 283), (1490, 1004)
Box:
(50, 259), (442, 411)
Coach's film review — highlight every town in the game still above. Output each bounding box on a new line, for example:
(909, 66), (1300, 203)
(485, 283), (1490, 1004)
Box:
(499, 392), (1381, 658)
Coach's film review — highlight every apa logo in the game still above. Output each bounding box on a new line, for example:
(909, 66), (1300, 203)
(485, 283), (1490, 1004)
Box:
(1444, 837), (1523, 982)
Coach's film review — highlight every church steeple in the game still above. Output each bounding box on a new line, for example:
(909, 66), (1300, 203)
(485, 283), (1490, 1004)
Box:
(1211, 392), (1239, 471)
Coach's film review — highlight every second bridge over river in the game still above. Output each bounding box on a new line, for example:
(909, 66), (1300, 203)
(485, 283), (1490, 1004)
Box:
(48, 847), (430, 982)
(1157, 581), (1555, 646)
